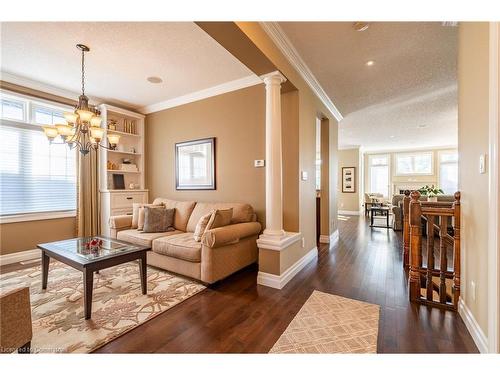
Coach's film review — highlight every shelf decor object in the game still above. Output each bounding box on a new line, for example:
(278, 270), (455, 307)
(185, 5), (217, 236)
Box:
(42, 44), (120, 155)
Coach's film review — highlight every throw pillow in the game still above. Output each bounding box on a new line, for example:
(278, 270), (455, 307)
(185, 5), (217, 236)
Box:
(142, 207), (176, 233)
(193, 211), (214, 242)
(137, 204), (164, 230)
(206, 208), (233, 231)
(132, 203), (163, 229)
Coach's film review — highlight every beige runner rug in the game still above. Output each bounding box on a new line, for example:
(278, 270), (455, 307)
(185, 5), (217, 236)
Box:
(269, 290), (380, 353)
(0, 261), (205, 353)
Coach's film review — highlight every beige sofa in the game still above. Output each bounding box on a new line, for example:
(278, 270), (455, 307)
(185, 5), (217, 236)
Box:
(109, 198), (261, 284)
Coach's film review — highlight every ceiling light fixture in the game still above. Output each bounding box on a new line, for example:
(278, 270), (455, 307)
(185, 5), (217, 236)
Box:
(365, 60), (375, 66)
(147, 76), (163, 84)
(418, 124), (428, 129)
(42, 44), (120, 155)
(353, 22), (370, 32)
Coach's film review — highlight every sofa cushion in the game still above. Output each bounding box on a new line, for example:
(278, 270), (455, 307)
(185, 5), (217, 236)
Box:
(206, 208), (233, 230)
(117, 229), (182, 247)
(152, 198), (196, 232)
(131, 203), (163, 230)
(152, 233), (202, 263)
(193, 211), (213, 242)
(186, 202), (254, 232)
(143, 207), (175, 233)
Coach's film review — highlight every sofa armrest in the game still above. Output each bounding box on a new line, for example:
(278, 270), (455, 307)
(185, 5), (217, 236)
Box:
(109, 215), (132, 230)
(0, 286), (32, 353)
(202, 222), (262, 248)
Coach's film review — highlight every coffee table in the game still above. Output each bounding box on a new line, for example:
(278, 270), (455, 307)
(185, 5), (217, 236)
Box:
(37, 237), (150, 320)
(369, 206), (391, 228)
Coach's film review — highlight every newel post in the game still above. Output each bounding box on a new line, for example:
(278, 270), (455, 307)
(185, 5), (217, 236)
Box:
(403, 190), (411, 269)
(409, 190), (422, 303)
(452, 191), (461, 309)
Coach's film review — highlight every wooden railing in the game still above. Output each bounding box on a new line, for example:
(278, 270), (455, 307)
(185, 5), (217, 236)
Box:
(402, 190), (461, 310)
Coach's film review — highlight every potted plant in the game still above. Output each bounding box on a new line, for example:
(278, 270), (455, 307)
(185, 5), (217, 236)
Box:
(418, 185), (444, 202)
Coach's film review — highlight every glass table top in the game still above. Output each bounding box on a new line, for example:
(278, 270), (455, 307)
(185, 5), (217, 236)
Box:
(49, 237), (143, 260)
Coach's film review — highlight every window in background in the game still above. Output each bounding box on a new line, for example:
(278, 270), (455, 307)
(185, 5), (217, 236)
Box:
(368, 154), (389, 197)
(395, 152), (433, 175)
(0, 92), (76, 217)
(439, 150), (458, 194)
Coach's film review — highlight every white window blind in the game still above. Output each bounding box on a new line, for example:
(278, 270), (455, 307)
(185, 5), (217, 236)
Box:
(0, 92), (76, 217)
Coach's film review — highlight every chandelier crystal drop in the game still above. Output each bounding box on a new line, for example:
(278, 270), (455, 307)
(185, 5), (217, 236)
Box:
(42, 44), (120, 155)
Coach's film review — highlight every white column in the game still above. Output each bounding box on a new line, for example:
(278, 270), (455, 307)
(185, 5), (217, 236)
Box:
(261, 71), (286, 239)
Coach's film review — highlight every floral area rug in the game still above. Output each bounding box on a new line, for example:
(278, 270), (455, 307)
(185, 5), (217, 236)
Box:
(269, 290), (380, 353)
(0, 261), (205, 353)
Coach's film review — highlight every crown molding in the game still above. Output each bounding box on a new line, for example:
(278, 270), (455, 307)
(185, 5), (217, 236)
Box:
(259, 22), (343, 122)
(0, 71), (102, 106)
(140, 75), (262, 114)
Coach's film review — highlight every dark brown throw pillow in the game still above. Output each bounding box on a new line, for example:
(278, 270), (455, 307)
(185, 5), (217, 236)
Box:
(142, 207), (175, 233)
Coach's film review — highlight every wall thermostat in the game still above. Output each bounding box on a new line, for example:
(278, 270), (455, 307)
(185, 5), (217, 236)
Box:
(254, 160), (265, 167)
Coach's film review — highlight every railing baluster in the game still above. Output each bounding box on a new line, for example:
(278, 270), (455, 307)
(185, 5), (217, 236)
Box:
(426, 215), (435, 301)
(439, 216), (448, 304)
(403, 190), (411, 269)
(409, 191), (423, 303)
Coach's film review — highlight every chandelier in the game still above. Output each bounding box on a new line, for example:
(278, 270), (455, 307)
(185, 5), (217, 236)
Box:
(42, 44), (120, 155)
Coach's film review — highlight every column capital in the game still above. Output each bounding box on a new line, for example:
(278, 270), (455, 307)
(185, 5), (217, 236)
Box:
(260, 71), (287, 85)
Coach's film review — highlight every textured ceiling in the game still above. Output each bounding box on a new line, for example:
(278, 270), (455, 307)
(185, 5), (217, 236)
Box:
(279, 22), (458, 150)
(0, 22), (254, 110)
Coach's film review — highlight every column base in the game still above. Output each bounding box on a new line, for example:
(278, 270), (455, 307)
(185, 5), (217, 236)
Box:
(257, 231), (301, 251)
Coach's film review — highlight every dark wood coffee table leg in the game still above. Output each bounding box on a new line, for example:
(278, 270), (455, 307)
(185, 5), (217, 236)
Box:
(387, 210), (390, 228)
(139, 253), (147, 295)
(41, 251), (49, 289)
(83, 268), (94, 320)
(370, 209), (374, 226)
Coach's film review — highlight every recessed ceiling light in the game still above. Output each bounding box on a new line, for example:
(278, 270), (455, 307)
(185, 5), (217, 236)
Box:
(389, 135), (395, 139)
(147, 76), (163, 84)
(418, 124), (428, 129)
(365, 60), (375, 66)
(353, 22), (370, 32)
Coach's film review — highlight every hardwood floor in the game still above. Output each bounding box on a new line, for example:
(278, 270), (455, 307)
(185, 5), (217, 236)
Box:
(1, 215), (479, 353)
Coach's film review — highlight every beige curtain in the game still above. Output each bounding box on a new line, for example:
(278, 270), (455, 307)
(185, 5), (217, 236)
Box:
(76, 150), (100, 237)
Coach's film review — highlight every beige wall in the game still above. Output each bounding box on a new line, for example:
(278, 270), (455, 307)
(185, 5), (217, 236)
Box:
(338, 148), (360, 212)
(363, 147), (458, 197)
(0, 217), (76, 255)
(145, 84), (266, 224)
(458, 22), (490, 335)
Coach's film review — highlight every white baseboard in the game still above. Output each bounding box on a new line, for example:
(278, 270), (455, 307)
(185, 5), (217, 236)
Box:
(0, 249), (40, 265)
(319, 229), (339, 244)
(458, 297), (489, 353)
(257, 246), (318, 289)
(338, 210), (360, 216)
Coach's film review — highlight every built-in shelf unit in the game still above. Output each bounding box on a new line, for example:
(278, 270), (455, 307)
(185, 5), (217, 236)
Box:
(98, 104), (148, 236)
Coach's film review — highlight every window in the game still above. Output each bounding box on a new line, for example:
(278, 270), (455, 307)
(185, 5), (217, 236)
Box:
(439, 150), (458, 194)
(368, 154), (389, 197)
(1, 96), (26, 122)
(0, 91), (76, 218)
(395, 152), (433, 175)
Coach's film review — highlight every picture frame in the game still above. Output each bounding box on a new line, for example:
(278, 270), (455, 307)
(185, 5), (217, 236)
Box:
(342, 167), (356, 193)
(175, 137), (216, 190)
(112, 174), (125, 190)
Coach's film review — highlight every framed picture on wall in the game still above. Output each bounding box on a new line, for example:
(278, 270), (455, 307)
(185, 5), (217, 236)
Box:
(342, 167), (356, 193)
(175, 137), (216, 190)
